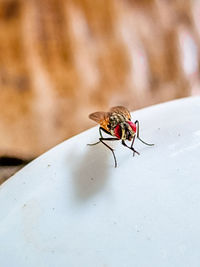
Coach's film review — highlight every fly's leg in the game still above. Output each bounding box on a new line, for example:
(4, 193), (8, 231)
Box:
(131, 134), (136, 148)
(134, 120), (154, 146)
(99, 137), (118, 168)
(130, 134), (139, 156)
(88, 127), (119, 167)
(87, 140), (101, 146)
(87, 127), (106, 146)
(121, 140), (140, 157)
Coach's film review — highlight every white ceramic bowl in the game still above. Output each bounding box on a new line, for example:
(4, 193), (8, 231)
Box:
(0, 97), (200, 267)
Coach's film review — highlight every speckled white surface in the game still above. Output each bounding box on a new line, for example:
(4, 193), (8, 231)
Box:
(0, 97), (200, 267)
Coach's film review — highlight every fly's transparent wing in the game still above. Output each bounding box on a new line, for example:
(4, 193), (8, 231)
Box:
(89, 111), (109, 124)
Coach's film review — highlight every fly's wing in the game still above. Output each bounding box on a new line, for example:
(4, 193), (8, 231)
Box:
(89, 111), (108, 123)
(89, 111), (111, 132)
(109, 106), (131, 120)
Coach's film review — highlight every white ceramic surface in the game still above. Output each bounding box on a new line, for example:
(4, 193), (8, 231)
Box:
(0, 97), (200, 267)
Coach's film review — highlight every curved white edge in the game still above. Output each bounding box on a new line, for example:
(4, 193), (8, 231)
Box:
(0, 96), (200, 267)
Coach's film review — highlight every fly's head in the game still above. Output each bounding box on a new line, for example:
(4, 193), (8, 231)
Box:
(113, 121), (136, 141)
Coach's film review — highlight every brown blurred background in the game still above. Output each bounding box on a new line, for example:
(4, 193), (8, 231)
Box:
(0, 0), (200, 183)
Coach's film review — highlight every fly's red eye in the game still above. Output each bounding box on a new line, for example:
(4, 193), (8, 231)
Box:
(114, 124), (121, 139)
(127, 121), (137, 133)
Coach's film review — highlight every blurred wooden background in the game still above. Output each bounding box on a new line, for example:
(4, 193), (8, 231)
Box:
(0, 0), (200, 183)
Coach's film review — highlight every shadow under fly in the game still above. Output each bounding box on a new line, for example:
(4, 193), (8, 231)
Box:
(68, 143), (111, 203)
